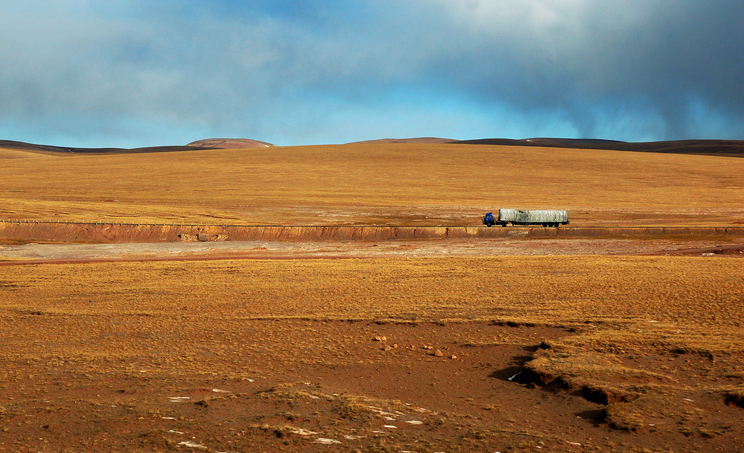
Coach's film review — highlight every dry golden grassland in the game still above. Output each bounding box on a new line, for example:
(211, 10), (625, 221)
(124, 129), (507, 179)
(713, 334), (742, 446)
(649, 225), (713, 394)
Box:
(1, 143), (743, 226)
(2, 257), (743, 438)
(1, 256), (740, 326)
(1, 255), (743, 450)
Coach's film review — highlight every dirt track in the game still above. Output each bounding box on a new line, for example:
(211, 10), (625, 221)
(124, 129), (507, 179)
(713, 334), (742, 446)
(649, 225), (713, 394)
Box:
(1, 220), (743, 265)
(1, 236), (742, 266)
(2, 221), (744, 244)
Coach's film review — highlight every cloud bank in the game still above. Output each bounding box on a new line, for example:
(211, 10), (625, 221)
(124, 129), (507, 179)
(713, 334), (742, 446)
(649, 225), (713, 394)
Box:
(0, 0), (742, 146)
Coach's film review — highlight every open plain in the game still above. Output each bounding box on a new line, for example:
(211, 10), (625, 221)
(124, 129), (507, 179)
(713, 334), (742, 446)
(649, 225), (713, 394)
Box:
(1, 142), (744, 452)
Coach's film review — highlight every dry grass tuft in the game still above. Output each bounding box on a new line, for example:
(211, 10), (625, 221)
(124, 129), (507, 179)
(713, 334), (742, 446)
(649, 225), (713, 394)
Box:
(604, 401), (647, 431)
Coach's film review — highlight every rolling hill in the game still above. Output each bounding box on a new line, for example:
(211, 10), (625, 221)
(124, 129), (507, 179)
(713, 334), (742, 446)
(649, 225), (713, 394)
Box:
(1, 140), (743, 227)
(3, 137), (743, 157)
(457, 138), (744, 157)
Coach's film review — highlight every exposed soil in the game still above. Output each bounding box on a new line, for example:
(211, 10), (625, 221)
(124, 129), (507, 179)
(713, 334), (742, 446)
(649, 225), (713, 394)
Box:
(2, 236), (743, 266)
(660, 243), (744, 257)
(0, 321), (578, 452)
(1, 221), (743, 252)
(4, 319), (740, 453)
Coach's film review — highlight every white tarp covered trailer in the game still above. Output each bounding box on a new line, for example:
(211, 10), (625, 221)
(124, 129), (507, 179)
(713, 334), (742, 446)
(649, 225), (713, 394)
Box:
(483, 209), (569, 227)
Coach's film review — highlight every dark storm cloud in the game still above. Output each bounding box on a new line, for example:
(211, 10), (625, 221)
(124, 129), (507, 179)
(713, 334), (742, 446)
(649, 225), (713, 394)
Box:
(0, 0), (742, 146)
(404, 0), (744, 139)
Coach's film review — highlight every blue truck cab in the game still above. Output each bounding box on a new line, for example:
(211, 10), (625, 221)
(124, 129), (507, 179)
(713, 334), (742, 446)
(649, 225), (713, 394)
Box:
(482, 212), (495, 227)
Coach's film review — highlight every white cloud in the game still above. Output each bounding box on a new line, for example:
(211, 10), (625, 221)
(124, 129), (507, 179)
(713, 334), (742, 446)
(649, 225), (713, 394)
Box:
(0, 0), (742, 146)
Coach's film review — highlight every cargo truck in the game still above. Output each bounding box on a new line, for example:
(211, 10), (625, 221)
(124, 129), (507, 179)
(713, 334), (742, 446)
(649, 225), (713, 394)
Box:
(483, 209), (569, 227)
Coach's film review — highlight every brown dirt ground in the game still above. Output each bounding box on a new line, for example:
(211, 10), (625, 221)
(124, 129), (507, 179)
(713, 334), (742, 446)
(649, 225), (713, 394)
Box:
(1, 235), (742, 265)
(4, 316), (741, 453)
(1, 320), (593, 453)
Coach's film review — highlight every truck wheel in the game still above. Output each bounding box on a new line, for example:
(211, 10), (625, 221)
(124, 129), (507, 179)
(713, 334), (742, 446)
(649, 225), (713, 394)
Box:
(501, 222), (507, 227)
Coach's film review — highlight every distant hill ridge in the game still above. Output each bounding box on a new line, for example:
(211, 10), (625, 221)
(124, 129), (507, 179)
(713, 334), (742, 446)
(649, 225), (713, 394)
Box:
(1, 137), (743, 157)
(0, 140), (206, 154)
(0, 138), (276, 154)
(457, 138), (744, 157)
(348, 137), (456, 144)
(345, 137), (744, 157)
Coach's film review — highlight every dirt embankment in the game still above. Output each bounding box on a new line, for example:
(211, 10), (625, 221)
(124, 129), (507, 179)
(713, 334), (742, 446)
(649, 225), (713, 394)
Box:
(1, 221), (743, 244)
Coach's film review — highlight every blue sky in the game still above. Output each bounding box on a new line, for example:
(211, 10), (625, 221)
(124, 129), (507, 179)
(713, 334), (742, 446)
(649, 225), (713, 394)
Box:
(1, 0), (743, 147)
